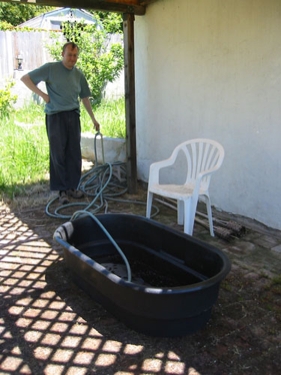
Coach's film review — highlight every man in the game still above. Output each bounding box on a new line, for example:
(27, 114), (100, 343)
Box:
(21, 42), (100, 204)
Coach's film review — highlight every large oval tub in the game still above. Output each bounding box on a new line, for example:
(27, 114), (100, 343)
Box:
(54, 213), (231, 337)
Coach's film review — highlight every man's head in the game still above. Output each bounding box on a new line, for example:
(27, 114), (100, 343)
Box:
(62, 42), (79, 70)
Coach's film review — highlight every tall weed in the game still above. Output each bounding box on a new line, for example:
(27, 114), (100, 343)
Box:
(0, 80), (17, 119)
(0, 117), (49, 196)
(0, 98), (125, 196)
(81, 97), (125, 138)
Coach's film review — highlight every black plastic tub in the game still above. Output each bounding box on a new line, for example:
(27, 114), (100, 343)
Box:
(54, 213), (231, 337)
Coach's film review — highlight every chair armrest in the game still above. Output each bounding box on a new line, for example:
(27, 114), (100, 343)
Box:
(193, 164), (222, 195)
(148, 155), (176, 186)
(198, 163), (222, 179)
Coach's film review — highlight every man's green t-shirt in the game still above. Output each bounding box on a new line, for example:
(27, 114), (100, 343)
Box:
(28, 62), (91, 115)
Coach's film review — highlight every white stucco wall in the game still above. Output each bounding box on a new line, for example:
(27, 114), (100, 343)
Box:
(134, 0), (281, 230)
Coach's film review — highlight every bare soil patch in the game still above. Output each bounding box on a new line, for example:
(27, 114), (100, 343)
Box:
(1, 182), (281, 375)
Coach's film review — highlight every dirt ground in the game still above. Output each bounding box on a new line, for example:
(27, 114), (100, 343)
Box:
(1, 181), (281, 375)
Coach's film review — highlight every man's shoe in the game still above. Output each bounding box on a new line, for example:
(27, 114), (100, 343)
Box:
(67, 189), (84, 199)
(59, 191), (70, 205)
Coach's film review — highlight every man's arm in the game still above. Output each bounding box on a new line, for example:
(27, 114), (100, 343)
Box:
(81, 97), (100, 131)
(21, 74), (50, 103)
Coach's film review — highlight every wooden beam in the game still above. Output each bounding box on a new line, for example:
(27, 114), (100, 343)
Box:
(5, 0), (146, 15)
(104, 0), (139, 5)
(123, 13), (137, 193)
(140, 0), (158, 5)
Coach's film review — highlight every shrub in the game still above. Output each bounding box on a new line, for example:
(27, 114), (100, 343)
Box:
(47, 21), (124, 104)
(0, 81), (17, 119)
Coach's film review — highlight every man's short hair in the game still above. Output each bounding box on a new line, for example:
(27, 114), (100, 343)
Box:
(62, 42), (79, 53)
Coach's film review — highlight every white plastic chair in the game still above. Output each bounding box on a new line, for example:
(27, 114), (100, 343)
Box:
(146, 139), (225, 236)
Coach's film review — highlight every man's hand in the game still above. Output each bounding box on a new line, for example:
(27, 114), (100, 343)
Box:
(81, 97), (101, 132)
(21, 74), (48, 102)
(93, 119), (100, 132)
(41, 93), (50, 103)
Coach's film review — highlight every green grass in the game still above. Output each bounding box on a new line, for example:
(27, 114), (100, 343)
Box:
(14, 97), (126, 137)
(13, 101), (45, 125)
(81, 97), (126, 138)
(0, 98), (125, 197)
(0, 116), (49, 197)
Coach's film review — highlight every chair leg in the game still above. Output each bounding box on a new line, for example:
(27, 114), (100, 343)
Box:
(205, 197), (214, 237)
(177, 200), (184, 225)
(146, 191), (154, 218)
(183, 198), (196, 235)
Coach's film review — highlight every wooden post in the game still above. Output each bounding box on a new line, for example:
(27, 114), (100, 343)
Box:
(123, 13), (137, 194)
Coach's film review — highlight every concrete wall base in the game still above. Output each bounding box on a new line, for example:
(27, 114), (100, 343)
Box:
(81, 132), (126, 164)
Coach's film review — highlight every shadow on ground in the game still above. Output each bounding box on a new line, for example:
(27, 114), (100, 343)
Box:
(1, 181), (281, 375)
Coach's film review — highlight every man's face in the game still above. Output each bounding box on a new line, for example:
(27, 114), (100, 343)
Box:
(62, 46), (79, 69)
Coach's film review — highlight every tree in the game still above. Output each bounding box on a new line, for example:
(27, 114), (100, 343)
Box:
(0, 3), (53, 26)
(48, 20), (124, 104)
(93, 11), (123, 33)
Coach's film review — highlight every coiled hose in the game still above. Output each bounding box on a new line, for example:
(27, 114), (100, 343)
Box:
(46, 160), (159, 219)
(48, 133), (159, 282)
(46, 130), (159, 220)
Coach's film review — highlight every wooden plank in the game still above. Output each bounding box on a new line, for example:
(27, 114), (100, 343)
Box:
(123, 13), (137, 193)
(104, 0), (139, 4)
(140, 0), (159, 5)
(4, 0), (146, 15)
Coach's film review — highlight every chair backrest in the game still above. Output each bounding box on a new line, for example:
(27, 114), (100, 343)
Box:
(171, 138), (224, 189)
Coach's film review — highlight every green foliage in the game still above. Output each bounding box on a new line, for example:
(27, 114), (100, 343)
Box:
(0, 81), (17, 120)
(0, 98), (125, 195)
(94, 11), (123, 33)
(0, 3), (54, 26)
(48, 21), (124, 104)
(0, 21), (46, 32)
(81, 98), (125, 138)
(0, 20), (14, 30)
(0, 113), (49, 196)
(14, 101), (45, 125)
